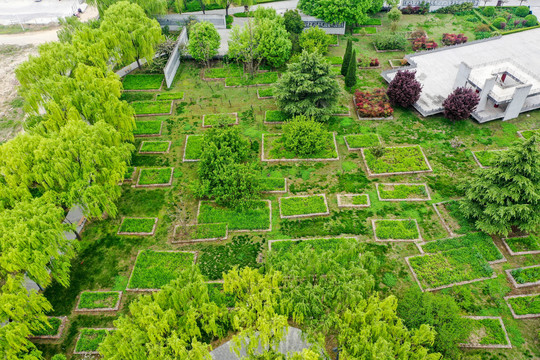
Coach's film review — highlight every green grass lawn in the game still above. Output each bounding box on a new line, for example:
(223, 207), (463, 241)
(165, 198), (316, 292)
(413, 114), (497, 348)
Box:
(123, 74), (164, 90)
(258, 87), (274, 98)
(156, 92), (184, 100)
(374, 219), (419, 240)
(133, 120), (161, 136)
(203, 113), (237, 127)
(137, 168), (173, 185)
(184, 135), (203, 160)
(265, 110), (290, 123)
(265, 133), (338, 160)
(280, 195), (328, 217)
(378, 183), (428, 200)
(139, 141), (170, 153)
(473, 149), (505, 167)
(118, 217), (156, 234)
(128, 250), (195, 289)
(363, 146), (430, 174)
(345, 134), (380, 148)
(225, 72), (278, 87)
(120, 92), (154, 102)
(259, 177), (286, 192)
(465, 318), (509, 346)
(75, 328), (110, 353)
(77, 291), (120, 310)
(197, 200), (271, 231)
(422, 232), (503, 262)
(508, 295), (540, 316)
(132, 100), (172, 115)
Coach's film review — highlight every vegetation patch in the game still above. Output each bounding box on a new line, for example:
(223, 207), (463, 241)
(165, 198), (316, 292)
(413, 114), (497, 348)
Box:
(337, 194), (370, 208)
(265, 110), (290, 123)
(408, 248), (494, 290)
(259, 177), (287, 192)
(461, 317), (510, 348)
(183, 135), (203, 161)
(345, 134), (381, 149)
(198, 235), (262, 280)
(506, 294), (540, 317)
(197, 200), (271, 231)
(519, 129), (540, 139)
(202, 113), (238, 127)
(204, 65), (243, 79)
(354, 88), (393, 119)
(208, 283), (235, 308)
(156, 92), (184, 100)
(472, 149), (505, 168)
(509, 265), (540, 286)
(333, 105), (350, 115)
(373, 219), (420, 241)
(422, 232), (503, 263)
(133, 120), (162, 136)
(257, 87), (274, 98)
(74, 328), (112, 354)
(137, 167), (173, 186)
(123, 74), (164, 90)
(120, 92), (154, 102)
(132, 100), (172, 116)
(128, 250), (195, 290)
(118, 217), (157, 235)
(77, 291), (121, 310)
(139, 141), (170, 153)
(279, 194), (329, 218)
(327, 56), (343, 65)
(31, 317), (63, 337)
(225, 72), (278, 87)
(123, 166), (137, 182)
(174, 223), (228, 242)
(377, 183), (430, 201)
(503, 235), (540, 255)
(353, 26), (377, 34)
(362, 146), (431, 175)
(264, 133), (338, 161)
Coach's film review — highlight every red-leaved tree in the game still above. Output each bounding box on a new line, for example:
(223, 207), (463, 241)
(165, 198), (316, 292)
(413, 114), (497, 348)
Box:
(443, 87), (480, 121)
(387, 70), (422, 108)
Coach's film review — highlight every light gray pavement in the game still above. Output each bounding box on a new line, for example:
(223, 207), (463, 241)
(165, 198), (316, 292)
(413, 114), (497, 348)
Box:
(0, 0), (88, 25)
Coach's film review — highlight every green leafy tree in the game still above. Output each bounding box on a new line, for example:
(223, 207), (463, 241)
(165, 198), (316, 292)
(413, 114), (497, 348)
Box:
(188, 21), (221, 67)
(255, 18), (292, 68)
(283, 9), (304, 34)
(100, 1), (163, 68)
(299, 26), (332, 55)
(388, 7), (402, 23)
(90, 0), (167, 16)
(282, 116), (327, 156)
(460, 136), (540, 235)
(369, 0), (384, 13)
(298, 0), (372, 25)
(274, 51), (340, 120)
(345, 49), (357, 88)
(215, 0), (254, 17)
(341, 39), (352, 76)
(99, 267), (229, 359)
(228, 21), (262, 75)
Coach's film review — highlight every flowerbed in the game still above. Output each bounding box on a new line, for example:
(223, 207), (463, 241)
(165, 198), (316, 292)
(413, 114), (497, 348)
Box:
(77, 291), (121, 310)
(128, 250), (195, 290)
(124, 166), (136, 181)
(118, 217), (157, 235)
(442, 33), (468, 46)
(32, 317), (62, 337)
(510, 266), (540, 285)
(422, 232), (503, 262)
(133, 120), (161, 136)
(507, 294), (540, 316)
(203, 113), (237, 127)
(463, 317), (509, 346)
(478, 6), (538, 32)
(473, 150), (505, 167)
(411, 36), (439, 51)
(120, 92), (154, 102)
(123, 74), (163, 90)
(374, 219), (420, 240)
(198, 235), (262, 280)
(352, 194), (369, 205)
(265, 110), (290, 123)
(279, 194), (329, 218)
(75, 328), (111, 354)
(183, 135), (203, 161)
(137, 168), (173, 186)
(264, 133), (338, 160)
(197, 200), (271, 231)
(345, 134), (380, 149)
(363, 146), (431, 175)
(504, 235), (540, 254)
(225, 72), (278, 87)
(139, 141), (170, 153)
(191, 223), (227, 240)
(156, 92), (184, 100)
(258, 87), (274, 98)
(378, 183), (429, 200)
(354, 88), (393, 118)
(259, 177), (286, 192)
(132, 100), (172, 115)
(408, 247), (494, 290)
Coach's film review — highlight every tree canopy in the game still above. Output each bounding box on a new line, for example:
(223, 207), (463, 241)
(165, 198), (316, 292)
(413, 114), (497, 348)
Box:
(188, 21), (221, 67)
(298, 0), (372, 25)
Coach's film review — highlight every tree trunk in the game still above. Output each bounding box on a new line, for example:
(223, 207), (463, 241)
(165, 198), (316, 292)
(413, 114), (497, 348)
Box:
(136, 57), (141, 69)
(226, 4), (229, 17)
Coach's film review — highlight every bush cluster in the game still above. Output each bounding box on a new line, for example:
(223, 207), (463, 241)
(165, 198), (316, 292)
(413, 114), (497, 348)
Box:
(411, 36), (438, 51)
(357, 55), (379, 68)
(401, 1), (430, 14)
(443, 87), (480, 121)
(387, 70), (422, 108)
(442, 33), (468, 46)
(434, 2), (473, 14)
(373, 34), (407, 50)
(354, 88), (393, 118)
(492, 17), (507, 29)
(282, 116), (327, 156)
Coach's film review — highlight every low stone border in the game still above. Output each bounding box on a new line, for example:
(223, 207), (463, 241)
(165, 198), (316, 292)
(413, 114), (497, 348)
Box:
(182, 135), (201, 163)
(360, 146), (433, 177)
(196, 199), (273, 233)
(504, 294), (540, 319)
(388, 59), (408, 69)
(171, 223), (228, 243)
(344, 134), (382, 150)
(202, 113), (238, 128)
(278, 194), (330, 219)
(373, 44), (404, 53)
(459, 316), (512, 349)
(134, 120), (163, 137)
(431, 201), (458, 238)
(117, 217), (158, 236)
(126, 250), (198, 292)
(261, 178), (288, 194)
(123, 78), (164, 92)
(501, 235), (540, 256)
(358, 65), (381, 70)
(138, 140), (172, 154)
(505, 265), (540, 288)
(471, 149), (506, 169)
(404, 254), (497, 292)
(257, 89), (274, 99)
(75, 291), (123, 312)
(372, 219), (422, 242)
(376, 183), (431, 202)
(337, 194), (370, 208)
(73, 328), (116, 355)
(134, 167), (174, 188)
(134, 100), (174, 118)
(29, 316), (68, 340)
(268, 236), (358, 251)
(261, 133), (340, 162)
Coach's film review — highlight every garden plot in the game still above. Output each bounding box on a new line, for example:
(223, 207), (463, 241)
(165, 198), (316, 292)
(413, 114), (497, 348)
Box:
(406, 247), (495, 291)
(259, 177), (287, 193)
(133, 120), (162, 137)
(257, 87), (274, 99)
(123, 74), (164, 91)
(432, 200), (475, 236)
(203, 65), (243, 80)
(264, 110), (290, 124)
(138, 140), (171, 154)
(262, 133), (339, 162)
(75, 291), (122, 311)
(127, 250), (197, 291)
(421, 232), (504, 264)
(197, 200), (272, 232)
(376, 183), (431, 201)
(505, 294), (540, 319)
(132, 100), (173, 116)
(505, 265), (540, 288)
(337, 194), (370, 208)
(502, 234), (540, 255)
(172, 223), (228, 243)
(74, 328), (115, 355)
(471, 149), (506, 168)
(279, 194), (330, 219)
(183, 135), (203, 162)
(117, 217), (158, 236)
(120, 92), (154, 102)
(361, 146), (432, 176)
(372, 219), (421, 241)
(30, 316), (67, 340)
(225, 72), (278, 87)
(517, 129), (540, 139)
(459, 317), (512, 349)
(156, 92), (184, 101)
(344, 134), (381, 150)
(135, 167), (174, 187)
(202, 113), (238, 128)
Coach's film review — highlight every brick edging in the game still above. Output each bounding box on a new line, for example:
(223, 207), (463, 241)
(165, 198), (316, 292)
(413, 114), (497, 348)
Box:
(73, 328), (116, 355)
(29, 316), (68, 340)
(138, 140), (172, 154)
(117, 217), (159, 236)
(504, 294), (540, 319)
(501, 235), (540, 256)
(171, 223), (228, 243)
(74, 291), (123, 312)
(182, 135), (201, 163)
(505, 265), (540, 289)
(278, 194), (330, 219)
(372, 219), (422, 242)
(134, 167), (174, 188)
(202, 112), (239, 128)
(376, 183), (431, 202)
(133, 100), (174, 117)
(134, 120), (163, 137)
(459, 316), (512, 349)
(337, 194), (370, 208)
(360, 145), (433, 177)
(261, 133), (340, 162)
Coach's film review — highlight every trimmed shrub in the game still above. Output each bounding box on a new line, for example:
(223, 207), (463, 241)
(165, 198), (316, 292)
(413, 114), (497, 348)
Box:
(492, 17), (506, 29)
(515, 6), (530, 18)
(387, 70), (422, 108)
(299, 26), (332, 55)
(373, 34), (407, 51)
(525, 14), (538, 26)
(345, 49), (357, 88)
(388, 7), (402, 23)
(341, 39), (352, 76)
(282, 116), (327, 156)
(443, 87), (480, 121)
(482, 6), (495, 17)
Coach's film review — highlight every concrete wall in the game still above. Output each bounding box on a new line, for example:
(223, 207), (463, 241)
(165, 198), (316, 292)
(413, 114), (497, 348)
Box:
(164, 27), (188, 88)
(301, 15), (346, 35)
